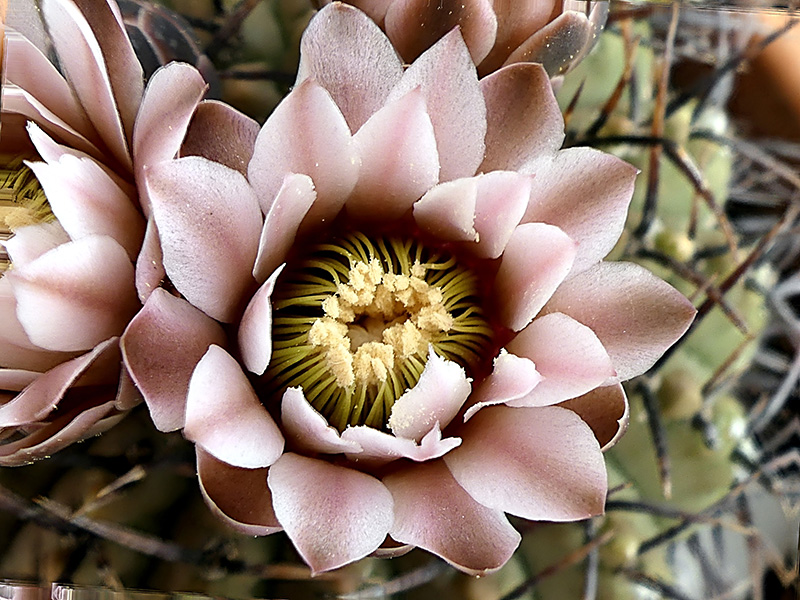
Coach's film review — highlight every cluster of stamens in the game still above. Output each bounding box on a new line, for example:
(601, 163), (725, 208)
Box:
(263, 232), (493, 431)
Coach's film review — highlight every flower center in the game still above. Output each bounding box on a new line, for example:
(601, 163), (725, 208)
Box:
(1, 158), (53, 271)
(263, 232), (493, 431)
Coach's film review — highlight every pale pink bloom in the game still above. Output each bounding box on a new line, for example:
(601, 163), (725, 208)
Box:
(123, 4), (695, 575)
(317, 0), (607, 76)
(0, 0), (219, 464)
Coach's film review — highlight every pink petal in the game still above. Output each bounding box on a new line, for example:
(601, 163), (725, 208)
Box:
(248, 79), (359, 221)
(0, 399), (118, 467)
(185, 346), (284, 469)
(386, 28), (486, 182)
(471, 171), (531, 259)
(297, 3), (404, 132)
(0, 338), (116, 426)
(134, 218), (165, 303)
(26, 155), (145, 259)
(444, 405), (607, 521)
(268, 452), (394, 574)
(3, 221), (70, 269)
(522, 148), (638, 274)
(346, 89), (440, 222)
(181, 100), (259, 175)
(413, 178), (478, 242)
(114, 365), (142, 411)
(384, 460), (520, 575)
(0, 370), (40, 392)
(384, 0), (497, 64)
(238, 265), (285, 376)
(134, 63), (208, 214)
(196, 447), (281, 536)
(7, 235), (138, 352)
(121, 288), (226, 432)
(478, 0), (555, 72)
(280, 387), (362, 455)
(463, 351), (542, 421)
(337, 0), (391, 23)
(39, 0), (138, 169)
(388, 349), (471, 441)
(493, 222), (577, 331)
(252, 174), (316, 284)
(503, 11), (593, 76)
(559, 383), (629, 452)
(147, 156), (262, 323)
(506, 312), (615, 407)
(340, 422), (461, 466)
(4, 31), (95, 143)
(543, 262), (696, 381)
(480, 63), (565, 172)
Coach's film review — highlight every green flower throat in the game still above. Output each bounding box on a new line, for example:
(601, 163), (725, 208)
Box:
(264, 232), (493, 432)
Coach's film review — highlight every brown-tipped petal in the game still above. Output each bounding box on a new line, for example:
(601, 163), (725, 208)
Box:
(280, 387), (362, 455)
(384, 460), (520, 575)
(506, 312), (615, 407)
(3, 221), (69, 269)
(471, 171), (531, 259)
(503, 11), (593, 77)
(347, 89), (439, 222)
(26, 155), (145, 259)
(385, 0), (497, 64)
(268, 453), (394, 574)
(522, 148), (638, 275)
(386, 28), (486, 182)
(463, 351), (542, 421)
(388, 349), (471, 441)
(413, 178), (478, 242)
(134, 63), (208, 214)
(342, 0), (391, 23)
(494, 222), (576, 332)
(4, 31), (95, 142)
(249, 79), (358, 222)
(480, 63), (564, 172)
(185, 346), (284, 469)
(181, 100), (259, 175)
(7, 236), (138, 352)
(134, 218), (165, 304)
(445, 405), (607, 521)
(297, 3), (404, 132)
(559, 383), (629, 452)
(121, 288), (226, 432)
(39, 0), (134, 169)
(479, 0), (557, 73)
(239, 265), (284, 376)
(147, 156), (262, 323)
(340, 422), (461, 466)
(196, 447), (281, 536)
(0, 338), (116, 426)
(69, 0), (144, 140)
(0, 398), (118, 467)
(543, 262), (697, 381)
(252, 174), (316, 284)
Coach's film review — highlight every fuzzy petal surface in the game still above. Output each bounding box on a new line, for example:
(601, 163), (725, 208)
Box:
(297, 3), (404, 132)
(8, 236), (138, 352)
(543, 262), (697, 381)
(463, 351), (541, 421)
(384, 460), (520, 575)
(147, 156), (262, 323)
(181, 100), (259, 175)
(239, 265), (284, 376)
(268, 453), (394, 574)
(494, 222), (577, 331)
(185, 346), (284, 469)
(248, 79), (358, 220)
(522, 148), (638, 274)
(445, 405), (607, 521)
(121, 288), (226, 432)
(347, 89), (439, 222)
(506, 312), (615, 407)
(388, 350), (471, 441)
(3, 222), (70, 269)
(386, 28), (486, 181)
